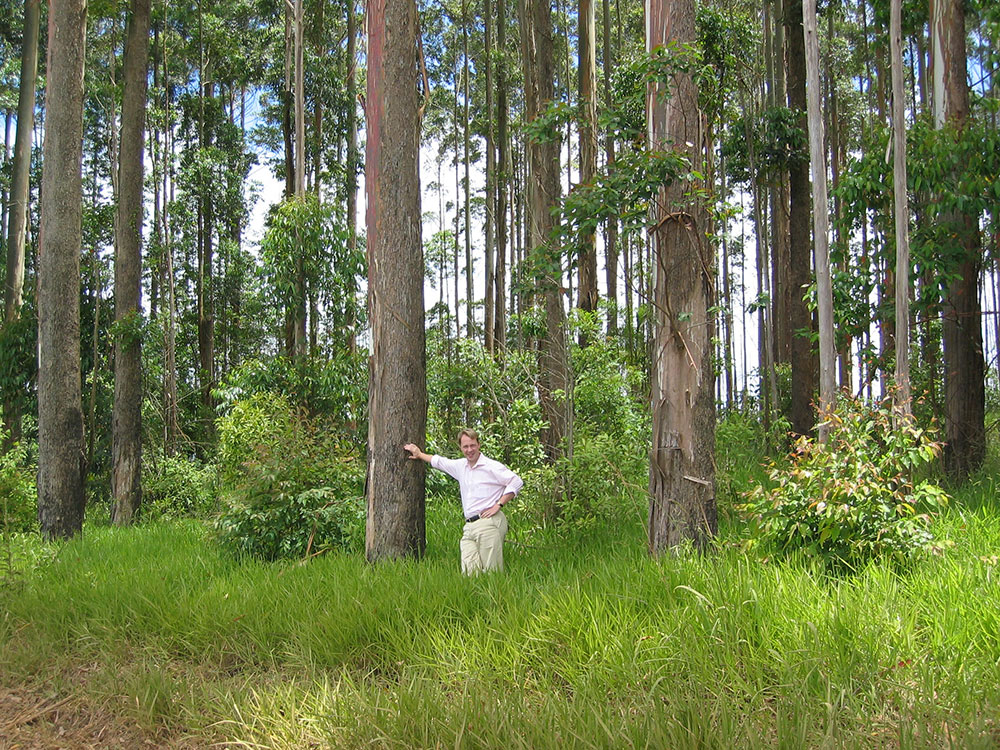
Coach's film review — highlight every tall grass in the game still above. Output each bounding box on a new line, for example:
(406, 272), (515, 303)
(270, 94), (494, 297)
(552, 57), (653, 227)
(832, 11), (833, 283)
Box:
(3, 470), (1000, 746)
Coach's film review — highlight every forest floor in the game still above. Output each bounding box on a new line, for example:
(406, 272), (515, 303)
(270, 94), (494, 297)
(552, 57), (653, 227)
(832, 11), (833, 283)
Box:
(0, 682), (172, 749)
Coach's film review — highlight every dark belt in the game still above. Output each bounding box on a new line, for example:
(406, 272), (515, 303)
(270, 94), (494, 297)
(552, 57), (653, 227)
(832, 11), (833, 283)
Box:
(466, 509), (505, 524)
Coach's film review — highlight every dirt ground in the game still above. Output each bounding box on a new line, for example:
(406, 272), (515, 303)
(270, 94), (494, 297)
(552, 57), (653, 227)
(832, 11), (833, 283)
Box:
(0, 687), (196, 750)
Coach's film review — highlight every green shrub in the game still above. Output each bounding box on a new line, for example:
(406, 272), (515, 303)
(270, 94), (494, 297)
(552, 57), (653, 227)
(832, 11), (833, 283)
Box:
(715, 412), (773, 523)
(739, 396), (950, 567)
(213, 395), (364, 561)
(214, 355), (368, 429)
(142, 454), (217, 520)
(512, 433), (646, 539)
(571, 334), (645, 440)
(561, 433), (646, 533)
(0, 434), (37, 534)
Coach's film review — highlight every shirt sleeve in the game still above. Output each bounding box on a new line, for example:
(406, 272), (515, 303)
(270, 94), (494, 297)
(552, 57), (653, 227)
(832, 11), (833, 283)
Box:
(430, 454), (464, 481)
(493, 461), (523, 497)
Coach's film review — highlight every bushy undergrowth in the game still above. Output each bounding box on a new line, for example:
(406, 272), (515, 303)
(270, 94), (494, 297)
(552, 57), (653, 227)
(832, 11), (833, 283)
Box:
(0, 433), (37, 534)
(142, 454), (217, 520)
(740, 396), (950, 567)
(213, 393), (364, 560)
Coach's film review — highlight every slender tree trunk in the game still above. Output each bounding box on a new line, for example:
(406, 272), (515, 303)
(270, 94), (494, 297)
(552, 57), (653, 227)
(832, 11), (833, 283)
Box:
(313, 0), (326, 197)
(493, 0), (509, 352)
(786, 0), (816, 436)
(293, 0), (307, 357)
(111, 0), (151, 525)
(282, 1), (295, 199)
(771, 0), (792, 371)
(1, 113), (9, 254)
(365, 0), (426, 561)
(602, 0), (618, 336)
(720, 165), (734, 410)
(828, 11), (851, 391)
(346, 0), (359, 353)
(196, 5), (216, 428)
(3, 0), (40, 444)
(4, 0), (39, 325)
(646, 0), (716, 553)
(890, 0), (911, 419)
(804, 0), (836, 441)
(462, 1), (474, 339)
(38, 0), (88, 539)
(484, 0), (496, 354)
(87, 166), (101, 469)
(577, 0), (599, 338)
(160, 12), (179, 454)
(453, 61), (461, 342)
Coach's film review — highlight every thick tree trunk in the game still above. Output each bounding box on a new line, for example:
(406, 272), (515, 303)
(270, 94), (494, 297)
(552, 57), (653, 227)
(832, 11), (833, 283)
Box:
(522, 0), (569, 475)
(931, 0), (984, 479)
(112, 0), (151, 525)
(646, 0), (716, 554)
(38, 0), (87, 539)
(365, 0), (426, 562)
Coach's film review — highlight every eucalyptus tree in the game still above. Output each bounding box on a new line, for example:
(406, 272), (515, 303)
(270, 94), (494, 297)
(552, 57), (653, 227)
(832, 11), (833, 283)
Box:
(785, 0), (816, 436)
(889, 0), (911, 419)
(576, 0), (599, 337)
(646, 0), (716, 553)
(600, 0), (617, 335)
(37, 0), (87, 539)
(365, 0), (427, 561)
(931, 0), (985, 479)
(110, 0), (151, 525)
(803, 0), (835, 441)
(345, 0), (360, 352)
(492, 0), (512, 352)
(3, 0), (39, 443)
(521, 0), (571, 485)
(4, 0), (38, 326)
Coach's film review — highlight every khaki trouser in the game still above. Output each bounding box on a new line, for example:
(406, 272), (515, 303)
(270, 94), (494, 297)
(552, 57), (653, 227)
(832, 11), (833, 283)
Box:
(460, 511), (508, 575)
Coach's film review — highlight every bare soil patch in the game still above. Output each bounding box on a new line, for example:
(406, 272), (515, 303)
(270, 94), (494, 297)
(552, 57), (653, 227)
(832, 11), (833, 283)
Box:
(0, 685), (200, 750)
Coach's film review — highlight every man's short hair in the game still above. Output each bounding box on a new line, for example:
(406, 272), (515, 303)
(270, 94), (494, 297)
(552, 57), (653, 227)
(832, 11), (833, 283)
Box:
(457, 428), (479, 444)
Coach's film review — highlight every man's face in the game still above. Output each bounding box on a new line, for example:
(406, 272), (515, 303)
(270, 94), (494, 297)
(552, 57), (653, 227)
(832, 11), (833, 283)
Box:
(460, 435), (481, 464)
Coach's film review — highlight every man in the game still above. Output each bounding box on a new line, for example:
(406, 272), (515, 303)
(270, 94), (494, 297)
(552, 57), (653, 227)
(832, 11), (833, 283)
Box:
(404, 429), (523, 574)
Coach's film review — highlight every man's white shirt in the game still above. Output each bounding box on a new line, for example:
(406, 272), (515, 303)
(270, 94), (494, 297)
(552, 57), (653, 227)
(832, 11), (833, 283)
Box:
(430, 453), (524, 517)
